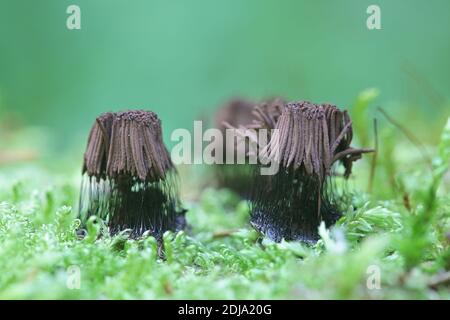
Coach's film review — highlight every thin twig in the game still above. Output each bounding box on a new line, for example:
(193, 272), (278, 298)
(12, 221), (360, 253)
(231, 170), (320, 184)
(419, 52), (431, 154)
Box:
(427, 271), (450, 290)
(332, 148), (374, 163)
(377, 107), (432, 169)
(401, 61), (445, 107)
(368, 118), (379, 193)
(212, 228), (239, 239)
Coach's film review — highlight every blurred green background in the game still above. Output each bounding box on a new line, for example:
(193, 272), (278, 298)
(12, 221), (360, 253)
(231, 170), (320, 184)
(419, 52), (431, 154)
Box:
(0, 1), (449, 299)
(0, 0), (449, 151)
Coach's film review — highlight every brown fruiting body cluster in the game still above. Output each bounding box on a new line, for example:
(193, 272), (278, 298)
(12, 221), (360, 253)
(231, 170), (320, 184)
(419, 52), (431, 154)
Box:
(215, 99), (256, 134)
(241, 101), (373, 242)
(79, 110), (185, 239)
(213, 98), (285, 197)
(261, 102), (373, 179)
(83, 111), (172, 181)
(245, 97), (285, 132)
(212, 99), (256, 196)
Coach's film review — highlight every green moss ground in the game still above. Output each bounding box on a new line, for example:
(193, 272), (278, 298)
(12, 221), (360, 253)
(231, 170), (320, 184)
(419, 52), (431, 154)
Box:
(0, 94), (449, 299)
